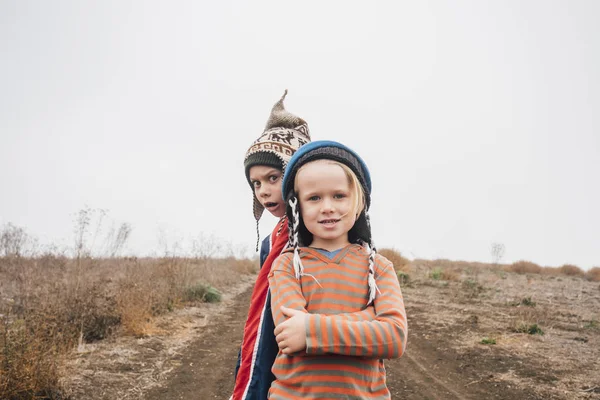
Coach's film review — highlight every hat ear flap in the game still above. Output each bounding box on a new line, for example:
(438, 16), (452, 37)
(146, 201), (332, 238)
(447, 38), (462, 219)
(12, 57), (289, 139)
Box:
(348, 210), (371, 245)
(298, 218), (312, 247)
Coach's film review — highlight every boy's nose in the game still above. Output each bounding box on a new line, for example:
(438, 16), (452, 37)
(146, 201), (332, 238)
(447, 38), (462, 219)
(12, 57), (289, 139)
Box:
(321, 198), (334, 212)
(259, 187), (270, 198)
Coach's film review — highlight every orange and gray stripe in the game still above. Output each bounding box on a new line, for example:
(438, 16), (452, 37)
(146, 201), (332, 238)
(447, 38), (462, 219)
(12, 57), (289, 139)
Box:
(268, 244), (407, 399)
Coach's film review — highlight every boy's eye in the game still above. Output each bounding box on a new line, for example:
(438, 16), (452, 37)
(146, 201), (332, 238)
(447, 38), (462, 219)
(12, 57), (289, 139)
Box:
(269, 175), (279, 183)
(308, 195), (320, 201)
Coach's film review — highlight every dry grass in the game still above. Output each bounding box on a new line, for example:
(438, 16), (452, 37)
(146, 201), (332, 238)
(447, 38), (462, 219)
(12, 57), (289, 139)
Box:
(412, 259), (470, 282)
(430, 267), (461, 281)
(378, 248), (411, 272)
(557, 263), (585, 277)
(539, 264), (586, 278)
(0, 254), (256, 399)
(410, 258), (594, 283)
(585, 267), (600, 282)
(507, 260), (542, 274)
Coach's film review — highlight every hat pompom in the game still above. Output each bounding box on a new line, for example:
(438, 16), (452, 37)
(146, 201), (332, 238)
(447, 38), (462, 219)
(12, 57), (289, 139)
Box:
(265, 89), (308, 130)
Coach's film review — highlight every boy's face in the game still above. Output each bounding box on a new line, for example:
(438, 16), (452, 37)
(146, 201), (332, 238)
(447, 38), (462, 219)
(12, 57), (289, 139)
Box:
(295, 160), (355, 251)
(249, 165), (286, 218)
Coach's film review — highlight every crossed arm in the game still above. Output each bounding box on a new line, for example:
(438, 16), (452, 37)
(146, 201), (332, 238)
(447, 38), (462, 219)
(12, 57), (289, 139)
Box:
(268, 255), (407, 358)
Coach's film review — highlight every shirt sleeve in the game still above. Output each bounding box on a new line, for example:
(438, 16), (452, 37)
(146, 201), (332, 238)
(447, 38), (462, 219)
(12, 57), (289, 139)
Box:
(268, 253), (308, 327)
(304, 257), (408, 359)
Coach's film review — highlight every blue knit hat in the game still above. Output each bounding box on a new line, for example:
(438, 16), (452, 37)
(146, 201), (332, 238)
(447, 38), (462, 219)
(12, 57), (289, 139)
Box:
(282, 140), (372, 207)
(282, 140), (379, 305)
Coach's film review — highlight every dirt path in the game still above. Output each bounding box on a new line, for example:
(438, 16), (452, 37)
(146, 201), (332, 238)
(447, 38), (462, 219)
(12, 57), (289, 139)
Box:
(144, 283), (251, 400)
(143, 284), (549, 400)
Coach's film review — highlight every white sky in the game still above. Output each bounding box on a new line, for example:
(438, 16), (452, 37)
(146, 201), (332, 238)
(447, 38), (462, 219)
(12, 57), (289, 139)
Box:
(1, 1), (598, 268)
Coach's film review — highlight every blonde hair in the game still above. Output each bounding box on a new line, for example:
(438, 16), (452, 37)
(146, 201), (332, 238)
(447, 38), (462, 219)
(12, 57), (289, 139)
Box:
(287, 151), (379, 305)
(294, 160), (366, 219)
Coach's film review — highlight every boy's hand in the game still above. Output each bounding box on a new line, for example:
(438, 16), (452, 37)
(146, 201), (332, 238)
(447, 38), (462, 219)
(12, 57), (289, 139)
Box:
(274, 306), (307, 354)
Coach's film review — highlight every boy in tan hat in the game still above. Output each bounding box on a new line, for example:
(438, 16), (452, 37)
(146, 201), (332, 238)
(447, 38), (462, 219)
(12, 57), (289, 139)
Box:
(230, 91), (310, 400)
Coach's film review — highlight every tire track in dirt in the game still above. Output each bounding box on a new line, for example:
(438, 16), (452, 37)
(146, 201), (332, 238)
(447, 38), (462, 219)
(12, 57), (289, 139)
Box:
(391, 352), (468, 399)
(386, 305), (548, 400)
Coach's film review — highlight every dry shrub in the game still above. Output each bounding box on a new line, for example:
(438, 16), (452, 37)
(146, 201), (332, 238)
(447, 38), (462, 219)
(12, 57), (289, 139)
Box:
(194, 257), (258, 288)
(508, 305), (552, 335)
(116, 257), (189, 336)
(378, 248), (411, 272)
(585, 267), (600, 282)
(69, 282), (120, 342)
(440, 268), (461, 281)
(230, 257), (259, 274)
(0, 258), (80, 399)
(0, 311), (69, 399)
(116, 277), (157, 337)
(113, 256), (259, 337)
(508, 260), (542, 274)
(558, 264), (584, 277)
(461, 278), (485, 298)
(0, 252), (256, 398)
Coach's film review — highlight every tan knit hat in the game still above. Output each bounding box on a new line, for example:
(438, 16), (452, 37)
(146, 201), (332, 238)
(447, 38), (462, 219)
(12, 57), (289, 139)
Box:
(244, 90), (311, 221)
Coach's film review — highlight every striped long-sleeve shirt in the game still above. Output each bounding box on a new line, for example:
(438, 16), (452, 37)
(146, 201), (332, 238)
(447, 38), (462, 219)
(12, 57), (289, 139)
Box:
(267, 244), (408, 400)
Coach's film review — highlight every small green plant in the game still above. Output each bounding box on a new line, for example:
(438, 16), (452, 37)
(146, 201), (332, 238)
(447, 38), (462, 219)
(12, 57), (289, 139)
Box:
(397, 271), (410, 286)
(203, 285), (222, 303)
(515, 323), (544, 335)
(510, 297), (537, 307)
(527, 324), (544, 335)
(185, 284), (222, 303)
(520, 297), (536, 307)
(462, 278), (484, 298)
(463, 278), (477, 289)
(584, 319), (599, 330)
(430, 268), (442, 280)
(480, 337), (496, 345)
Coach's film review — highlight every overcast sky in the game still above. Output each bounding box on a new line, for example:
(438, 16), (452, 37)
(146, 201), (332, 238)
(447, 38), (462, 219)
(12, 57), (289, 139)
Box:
(1, 1), (598, 268)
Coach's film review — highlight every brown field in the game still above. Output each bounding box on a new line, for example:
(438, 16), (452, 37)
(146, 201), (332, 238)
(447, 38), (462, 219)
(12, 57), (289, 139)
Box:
(1, 250), (599, 399)
(0, 254), (257, 399)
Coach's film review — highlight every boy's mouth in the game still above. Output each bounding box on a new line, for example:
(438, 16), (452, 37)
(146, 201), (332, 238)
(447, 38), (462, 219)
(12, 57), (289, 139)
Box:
(264, 202), (279, 209)
(319, 218), (341, 225)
